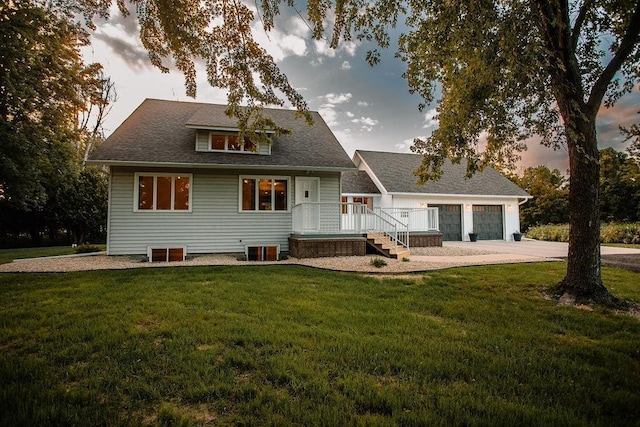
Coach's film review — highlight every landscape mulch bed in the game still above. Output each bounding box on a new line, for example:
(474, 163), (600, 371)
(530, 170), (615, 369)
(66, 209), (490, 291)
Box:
(601, 254), (640, 273)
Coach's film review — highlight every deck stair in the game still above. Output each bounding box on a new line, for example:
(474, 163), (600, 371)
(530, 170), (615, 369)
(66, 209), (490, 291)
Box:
(366, 233), (410, 259)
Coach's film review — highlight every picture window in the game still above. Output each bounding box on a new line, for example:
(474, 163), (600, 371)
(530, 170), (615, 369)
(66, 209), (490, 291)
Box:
(240, 176), (289, 212)
(136, 174), (191, 211)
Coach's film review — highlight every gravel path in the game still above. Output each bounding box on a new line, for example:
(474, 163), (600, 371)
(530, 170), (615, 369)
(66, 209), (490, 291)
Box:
(0, 246), (552, 274)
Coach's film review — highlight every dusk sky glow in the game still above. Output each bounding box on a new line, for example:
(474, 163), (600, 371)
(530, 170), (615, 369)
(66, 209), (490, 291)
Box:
(80, 5), (639, 174)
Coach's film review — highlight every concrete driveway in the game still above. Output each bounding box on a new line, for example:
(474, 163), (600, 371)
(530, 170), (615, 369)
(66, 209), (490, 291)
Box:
(443, 239), (640, 259)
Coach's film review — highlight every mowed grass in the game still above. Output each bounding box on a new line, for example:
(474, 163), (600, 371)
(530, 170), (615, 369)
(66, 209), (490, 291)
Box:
(1, 263), (639, 425)
(0, 245), (106, 265)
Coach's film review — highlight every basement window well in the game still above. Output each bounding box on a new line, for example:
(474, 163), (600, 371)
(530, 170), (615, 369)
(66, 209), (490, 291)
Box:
(147, 246), (186, 262)
(246, 245), (279, 261)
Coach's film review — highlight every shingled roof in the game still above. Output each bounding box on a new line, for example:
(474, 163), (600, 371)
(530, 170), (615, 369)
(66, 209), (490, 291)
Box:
(89, 99), (356, 171)
(354, 150), (530, 197)
(342, 170), (381, 194)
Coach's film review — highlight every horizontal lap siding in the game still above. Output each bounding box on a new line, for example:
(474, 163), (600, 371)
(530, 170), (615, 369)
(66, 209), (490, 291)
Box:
(196, 131), (208, 151)
(108, 168), (307, 255)
(319, 175), (341, 231)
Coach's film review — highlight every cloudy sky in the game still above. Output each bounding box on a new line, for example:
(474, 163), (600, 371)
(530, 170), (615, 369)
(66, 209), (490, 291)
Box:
(80, 5), (638, 174)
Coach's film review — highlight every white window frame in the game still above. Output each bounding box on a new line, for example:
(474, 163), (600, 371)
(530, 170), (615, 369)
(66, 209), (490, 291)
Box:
(133, 173), (193, 212)
(239, 175), (290, 213)
(209, 132), (258, 154)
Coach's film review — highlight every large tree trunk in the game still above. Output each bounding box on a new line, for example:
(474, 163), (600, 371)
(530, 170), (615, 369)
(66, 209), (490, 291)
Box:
(556, 113), (613, 302)
(529, 0), (619, 303)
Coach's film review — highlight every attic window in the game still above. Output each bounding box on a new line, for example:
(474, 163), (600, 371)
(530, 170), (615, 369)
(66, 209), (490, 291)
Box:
(210, 133), (257, 153)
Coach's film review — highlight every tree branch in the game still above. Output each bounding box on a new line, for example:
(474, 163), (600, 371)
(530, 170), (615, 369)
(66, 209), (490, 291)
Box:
(587, 0), (640, 114)
(570, 0), (592, 52)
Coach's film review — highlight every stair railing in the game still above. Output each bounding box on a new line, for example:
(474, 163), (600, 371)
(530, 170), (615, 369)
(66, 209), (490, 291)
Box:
(364, 207), (409, 253)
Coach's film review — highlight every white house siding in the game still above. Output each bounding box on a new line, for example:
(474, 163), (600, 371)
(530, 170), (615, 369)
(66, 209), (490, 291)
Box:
(257, 141), (271, 155)
(107, 167), (340, 255)
(196, 131), (208, 151)
(317, 173), (342, 232)
(391, 195), (522, 241)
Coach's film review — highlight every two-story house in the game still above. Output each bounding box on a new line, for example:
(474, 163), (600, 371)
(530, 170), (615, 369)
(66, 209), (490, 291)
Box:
(88, 98), (365, 261)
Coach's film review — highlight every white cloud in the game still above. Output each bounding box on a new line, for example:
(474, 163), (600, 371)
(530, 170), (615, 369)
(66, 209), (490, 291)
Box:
(283, 34), (308, 56)
(346, 111), (354, 118)
(423, 108), (439, 130)
(341, 41), (358, 56)
(333, 128), (357, 156)
(313, 38), (359, 58)
(351, 116), (379, 132)
(352, 117), (378, 126)
(341, 61), (351, 70)
(318, 105), (339, 126)
(251, 22), (307, 62)
(357, 101), (370, 107)
(287, 16), (311, 38)
(314, 39), (336, 58)
(395, 136), (425, 153)
(325, 93), (352, 104)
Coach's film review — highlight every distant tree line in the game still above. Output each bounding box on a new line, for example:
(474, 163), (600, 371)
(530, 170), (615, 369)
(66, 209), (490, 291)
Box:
(0, 1), (114, 247)
(509, 147), (640, 232)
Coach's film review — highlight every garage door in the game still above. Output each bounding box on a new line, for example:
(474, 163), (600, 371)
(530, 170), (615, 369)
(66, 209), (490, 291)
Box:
(433, 204), (462, 241)
(472, 205), (504, 240)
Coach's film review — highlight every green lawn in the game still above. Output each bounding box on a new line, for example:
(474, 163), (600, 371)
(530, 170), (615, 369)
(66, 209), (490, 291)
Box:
(1, 263), (639, 425)
(0, 245), (106, 265)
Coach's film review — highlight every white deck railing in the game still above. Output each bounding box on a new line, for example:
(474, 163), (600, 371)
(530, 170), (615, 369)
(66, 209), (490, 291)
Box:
(291, 203), (439, 236)
(373, 208), (439, 232)
(367, 207), (409, 251)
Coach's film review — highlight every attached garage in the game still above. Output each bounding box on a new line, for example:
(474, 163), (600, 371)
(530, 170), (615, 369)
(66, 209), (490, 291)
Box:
(433, 204), (462, 241)
(472, 205), (504, 240)
(344, 151), (532, 244)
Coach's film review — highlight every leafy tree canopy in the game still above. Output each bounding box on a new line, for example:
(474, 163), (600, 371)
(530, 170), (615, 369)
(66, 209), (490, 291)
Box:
(60, 1), (639, 177)
(1, 1), (86, 210)
(57, 0), (640, 301)
(510, 166), (569, 231)
(599, 147), (640, 222)
(0, 0), (112, 244)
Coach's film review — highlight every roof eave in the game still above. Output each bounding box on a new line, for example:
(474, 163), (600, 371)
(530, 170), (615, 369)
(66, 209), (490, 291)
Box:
(184, 124), (276, 134)
(86, 159), (356, 172)
(386, 191), (532, 199)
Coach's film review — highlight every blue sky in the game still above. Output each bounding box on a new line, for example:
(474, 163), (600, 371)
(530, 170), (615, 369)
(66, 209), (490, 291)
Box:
(80, 5), (638, 174)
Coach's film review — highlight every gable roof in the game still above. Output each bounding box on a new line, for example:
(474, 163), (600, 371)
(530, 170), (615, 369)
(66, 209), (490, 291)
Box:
(89, 99), (355, 171)
(342, 170), (381, 194)
(354, 150), (530, 197)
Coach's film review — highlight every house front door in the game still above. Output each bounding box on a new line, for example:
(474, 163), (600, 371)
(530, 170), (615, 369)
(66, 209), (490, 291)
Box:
(295, 177), (320, 231)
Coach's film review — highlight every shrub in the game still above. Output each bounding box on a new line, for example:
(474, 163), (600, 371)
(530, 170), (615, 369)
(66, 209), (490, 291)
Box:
(525, 224), (569, 242)
(526, 222), (640, 244)
(600, 222), (640, 244)
(74, 244), (102, 254)
(370, 257), (387, 268)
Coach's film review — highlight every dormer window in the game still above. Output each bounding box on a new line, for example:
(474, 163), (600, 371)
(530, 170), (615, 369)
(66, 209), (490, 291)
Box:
(210, 133), (257, 153)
